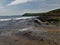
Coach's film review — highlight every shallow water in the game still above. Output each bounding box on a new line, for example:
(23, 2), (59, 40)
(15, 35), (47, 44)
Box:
(0, 16), (36, 30)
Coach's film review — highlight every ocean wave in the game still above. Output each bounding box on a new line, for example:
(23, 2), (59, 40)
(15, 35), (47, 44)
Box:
(0, 17), (35, 21)
(0, 19), (11, 21)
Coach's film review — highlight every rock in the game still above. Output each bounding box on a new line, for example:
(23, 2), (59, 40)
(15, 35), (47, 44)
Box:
(16, 28), (48, 40)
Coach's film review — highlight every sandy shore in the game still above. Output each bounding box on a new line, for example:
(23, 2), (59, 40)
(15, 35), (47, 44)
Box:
(0, 25), (60, 45)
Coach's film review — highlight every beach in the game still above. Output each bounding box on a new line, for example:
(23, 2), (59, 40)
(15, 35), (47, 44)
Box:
(0, 16), (60, 45)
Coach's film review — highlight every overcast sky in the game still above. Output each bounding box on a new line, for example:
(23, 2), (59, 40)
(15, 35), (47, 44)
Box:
(0, 0), (60, 16)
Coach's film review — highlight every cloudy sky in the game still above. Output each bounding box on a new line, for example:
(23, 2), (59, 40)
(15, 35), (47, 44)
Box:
(0, 0), (60, 16)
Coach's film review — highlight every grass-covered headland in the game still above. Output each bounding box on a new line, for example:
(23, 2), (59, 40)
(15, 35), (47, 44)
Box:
(23, 8), (60, 26)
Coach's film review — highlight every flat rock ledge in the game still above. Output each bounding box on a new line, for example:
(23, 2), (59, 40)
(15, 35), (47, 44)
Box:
(16, 28), (60, 45)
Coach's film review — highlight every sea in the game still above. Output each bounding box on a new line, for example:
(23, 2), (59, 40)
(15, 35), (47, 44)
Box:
(0, 16), (37, 30)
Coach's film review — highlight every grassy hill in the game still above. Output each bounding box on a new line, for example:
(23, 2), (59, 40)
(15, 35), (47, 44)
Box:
(23, 8), (60, 26)
(23, 8), (60, 17)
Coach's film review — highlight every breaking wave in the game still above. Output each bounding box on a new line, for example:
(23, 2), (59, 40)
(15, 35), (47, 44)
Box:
(0, 17), (35, 21)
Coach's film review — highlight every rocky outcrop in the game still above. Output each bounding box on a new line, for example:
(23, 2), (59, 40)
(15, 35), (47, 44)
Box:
(15, 27), (60, 45)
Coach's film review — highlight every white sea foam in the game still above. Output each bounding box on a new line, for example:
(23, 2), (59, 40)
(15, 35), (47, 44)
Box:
(0, 19), (11, 21)
(0, 17), (35, 21)
(14, 17), (35, 20)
